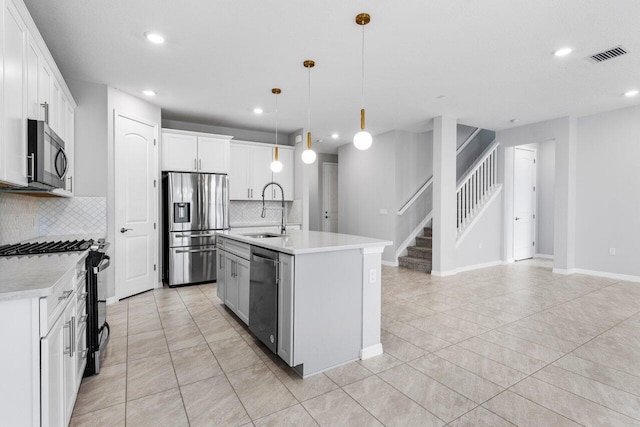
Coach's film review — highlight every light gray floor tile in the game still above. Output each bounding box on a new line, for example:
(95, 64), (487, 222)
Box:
(126, 388), (189, 427)
(512, 376), (639, 426)
(436, 345), (526, 388)
(101, 336), (127, 367)
(70, 403), (125, 427)
(484, 391), (580, 427)
(380, 330), (426, 362)
(171, 344), (223, 386)
(227, 364), (298, 420)
(180, 376), (250, 427)
(209, 336), (263, 373)
(554, 354), (640, 397)
(458, 337), (547, 374)
(253, 405), (318, 427)
(164, 322), (207, 352)
(478, 330), (565, 363)
(449, 406), (515, 427)
(127, 312), (162, 336)
(127, 329), (168, 361)
(303, 389), (383, 426)
(324, 361), (373, 387)
(126, 353), (178, 401)
(409, 354), (504, 403)
(73, 363), (126, 415)
(343, 376), (445, 426)
(269, 366), (338, 402)
(358, 352), (403, 374)
(378, 364), (477, 422)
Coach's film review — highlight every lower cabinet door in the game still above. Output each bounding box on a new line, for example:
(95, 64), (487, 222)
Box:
(216, 250), (226, 301)
(41, 314), (65, 427)
(224, 255), (238, 312)
(236, 257), (250, 325)
(63, 299), (77, 425)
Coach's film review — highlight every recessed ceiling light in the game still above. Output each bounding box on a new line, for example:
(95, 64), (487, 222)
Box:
(142, 90), (156, 97)
(331, 133), (339, 139)
(510, 119), (520, 124)
(253, 107), (263, 115)
(553, 47), (573, 57)
(145, 32), (165, 44)
(624, 89), (639, 97)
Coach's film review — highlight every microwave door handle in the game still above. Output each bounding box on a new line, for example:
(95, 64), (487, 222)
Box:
(60, 149), (69, 178)
(54, 149), (63, 178)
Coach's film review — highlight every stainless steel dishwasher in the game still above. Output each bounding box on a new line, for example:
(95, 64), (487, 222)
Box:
(249, 246), (279, 354)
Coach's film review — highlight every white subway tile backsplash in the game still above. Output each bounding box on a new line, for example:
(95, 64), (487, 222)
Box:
(230, 200), (300, 227)
(0, 194), (40, 245)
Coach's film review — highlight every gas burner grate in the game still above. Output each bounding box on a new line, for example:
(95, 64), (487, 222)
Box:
(0, 239), (94, 256)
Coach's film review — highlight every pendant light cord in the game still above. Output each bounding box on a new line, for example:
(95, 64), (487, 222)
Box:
(361, 24), (365, 109)
(307, 66), (311, 133)
(275, 92), (278, 146)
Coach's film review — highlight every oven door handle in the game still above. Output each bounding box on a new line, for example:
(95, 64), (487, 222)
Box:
(93, 256), (111, 274)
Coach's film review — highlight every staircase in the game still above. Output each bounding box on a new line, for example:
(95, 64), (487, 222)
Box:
(398, 227), (432, 273)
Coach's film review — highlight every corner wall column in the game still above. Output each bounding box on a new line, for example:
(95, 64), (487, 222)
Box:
(553, 116), (577, 273)
(432, 116), (458, 276)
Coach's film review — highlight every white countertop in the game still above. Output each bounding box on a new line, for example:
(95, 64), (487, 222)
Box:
(218, 230), (391, 255)
(0, 251), (88, 301)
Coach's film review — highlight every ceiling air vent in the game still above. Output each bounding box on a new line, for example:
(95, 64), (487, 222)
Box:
(587, 46), (628, 63)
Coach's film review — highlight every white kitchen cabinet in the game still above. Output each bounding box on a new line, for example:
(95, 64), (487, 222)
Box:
(37, 56), (53, 122)
(216, 250), (226, 301)
(161, 129), (231, 173)
(230, 142), (294, 201)
(50, 80), (61, 135)
(62, 296), (77, 423)
(198, 135), (230, 173)
(26, 35), (40, 120)
(1, 0), (28, 187)
(41, 312), (65, 427)
(224, 254), (238, 312)
(236, 255), (250, 324)
(278, 253), (294, 366)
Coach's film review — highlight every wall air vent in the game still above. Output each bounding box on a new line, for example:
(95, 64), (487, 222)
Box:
(587, 46), (628, 63)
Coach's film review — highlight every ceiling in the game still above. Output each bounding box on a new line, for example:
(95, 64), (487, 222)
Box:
(24, 0), (640, 153)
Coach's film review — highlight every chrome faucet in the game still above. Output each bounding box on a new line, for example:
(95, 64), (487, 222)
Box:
(261, 182), (287, 235)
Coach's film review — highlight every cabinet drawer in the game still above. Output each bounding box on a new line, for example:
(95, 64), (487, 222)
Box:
(222, 238), (250, 260)
(39, 269), (76, 337)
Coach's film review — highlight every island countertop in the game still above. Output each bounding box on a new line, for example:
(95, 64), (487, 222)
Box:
(217, 230), (391, 255)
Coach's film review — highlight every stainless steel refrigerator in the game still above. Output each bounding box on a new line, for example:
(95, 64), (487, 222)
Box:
(162, 172), (229, 287)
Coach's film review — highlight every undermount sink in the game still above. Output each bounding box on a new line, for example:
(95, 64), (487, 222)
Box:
(241, 233), (283, 239)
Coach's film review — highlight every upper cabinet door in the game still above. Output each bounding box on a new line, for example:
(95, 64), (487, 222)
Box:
(26, 36), (41, 120)
(2, 0), (28, 186)
(38, 59), (53, 123)
(273, 148), (294, 201)
(162, 132), (198, 172)
(229, 143), (251, 200)
(251, 145), (275, 200)
(197, 136), (229, 173)
(50, 81), (61, 135)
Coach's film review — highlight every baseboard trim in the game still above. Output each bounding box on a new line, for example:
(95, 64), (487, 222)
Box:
(431, 269), (458, 277)
(552, 268), (576, 275)
(503, 258), (515, 265)
(535, 253), (554, 260)
(382, 260), (399, 267)
(457, 260), (503, 273)
(106, 297), (118, 305)
(360, 343), (383, 360)
(573, 268), (640, 283)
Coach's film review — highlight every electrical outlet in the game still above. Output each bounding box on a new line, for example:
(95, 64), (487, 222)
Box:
(369, 269), (376, 284)
(609, 248), (616, 256)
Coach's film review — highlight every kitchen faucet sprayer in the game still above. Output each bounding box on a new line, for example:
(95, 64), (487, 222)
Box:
(261, 182), (287, 234)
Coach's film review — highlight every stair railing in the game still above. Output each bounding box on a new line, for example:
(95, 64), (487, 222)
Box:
(456, 141), (499, 231)
(397, 176), (433, 216)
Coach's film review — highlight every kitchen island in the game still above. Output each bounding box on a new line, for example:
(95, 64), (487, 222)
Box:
(216, 230), (391, 378)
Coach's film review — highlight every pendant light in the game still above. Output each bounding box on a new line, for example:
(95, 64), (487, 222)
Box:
(353, 13), (372, 150)
(270, 88), (283, 173)
(301, 60), (317, 164)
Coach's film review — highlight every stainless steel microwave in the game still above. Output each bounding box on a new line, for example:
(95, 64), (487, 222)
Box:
(27, 119), (67, 190)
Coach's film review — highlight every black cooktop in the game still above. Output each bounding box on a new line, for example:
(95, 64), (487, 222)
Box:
(0, 239), (94, 256)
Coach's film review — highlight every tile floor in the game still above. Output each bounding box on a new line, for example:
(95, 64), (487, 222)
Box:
(71, 259), (640, 426)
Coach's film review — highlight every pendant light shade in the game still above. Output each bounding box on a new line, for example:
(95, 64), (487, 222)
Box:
(270, 88), (283, 173)
(302, 60), (317, 164)
(353, 13), (372, 150)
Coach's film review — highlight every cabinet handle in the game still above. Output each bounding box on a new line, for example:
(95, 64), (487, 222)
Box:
(71, 316), (76, 357)
(199, 159), (202, 170)
(27, 154), (35, 180)
(68, 176), (73, 192)
(247, 188), (250, 199)
(250, 188), (253, 198)
(41, 102), (49, 124)
(194, 159), (197, 170)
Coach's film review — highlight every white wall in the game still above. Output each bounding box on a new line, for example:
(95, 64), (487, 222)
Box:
(67, 79), (108, 197)
(456, 191), (503, 269)
(575, 105), (640, 277)
(339, 131), (397, 261)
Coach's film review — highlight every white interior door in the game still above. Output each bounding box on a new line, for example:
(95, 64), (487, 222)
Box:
(322, 163), (339, 232)
(513, 148), (536, 261)
(115, 112), (158, 299)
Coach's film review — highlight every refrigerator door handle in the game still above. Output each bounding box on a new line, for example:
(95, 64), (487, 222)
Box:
(175, 248), (217, 254)
(175, 233), (217, 238)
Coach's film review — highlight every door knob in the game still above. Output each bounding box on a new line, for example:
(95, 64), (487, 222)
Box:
(120, 227), (132, 233)
(325, 216), (328, 219)
(515, 217), (521, 221)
